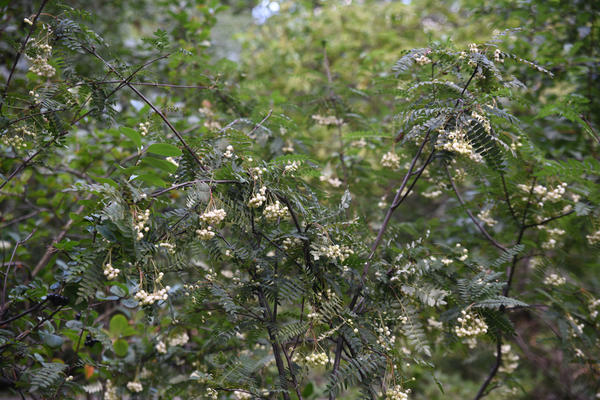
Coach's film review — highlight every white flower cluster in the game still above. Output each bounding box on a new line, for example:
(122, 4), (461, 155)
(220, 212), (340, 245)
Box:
(263, 200), (288, 221)
(250, 166), (267, 179)
(24, 17), (34, 25)
(386, 385), (410, 400)
(233, 390), (252, 400)
(104, 380), (118, 400)
(422, 189), (442, 199)
(282, 140), (294, 153)
(200, 208), (226, 225)
(159, 242), (176, 254)
(312, 114), (344, 126)
(543, 273), (566, 286)
(169, 332), (189, 347)
(282, 237), (302, 250)
(196, 226), (215, 240)
(586, 228), (600, 245)
(471, 111), (492, 134)
(588, 298), (600, 319)
(135, 286), (170, 305)
(436, 129), (482, 162)
(319, 174), (343, 187)
(155, 340), (167, 354)
(499, 344), (519, 374)
(455, 310), (488, 338)
(376, 325), (396, 351)
(477, 208), (497, 227)
(248, 186), (267, 208)
(414, 54), (431, 65)
(103, 263), (120, 280)
(381, 151), (401, 169)
(469, 43), (479, 53)
(126, 381), (143, 393)
(166, 156), (179, 167)
(304, 352), (328, 366)
(27, 40), (55, 77)
(539, 226), (566, 249)
(2, 125), (35, 149)
(428, 317), (444, 330)
(307, 311), (321, 321)
(494, 48), (504, 63)
(223, 145), (234, 159)
(310, 242), (354, 262)
(134, 209), (150, 240)
(29, 90), (41, 103)
(206, 388), (219, 399)
(518, 182), (568, 207)
(284, 160), (301, 174)
(138, 121), (150, 136)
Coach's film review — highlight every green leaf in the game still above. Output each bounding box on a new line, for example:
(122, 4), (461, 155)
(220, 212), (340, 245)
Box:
(302, 382), (314, 397)
(120, 126), (142, 148)
(89, 175), (119, 188)
(147, 143), (182, 157)
(40, 332), (64, 348)
(134, 173), (167, 188)
(113, 338), (129, 357)
(142, 156), (178, 173)
(109, 314), (129, 337)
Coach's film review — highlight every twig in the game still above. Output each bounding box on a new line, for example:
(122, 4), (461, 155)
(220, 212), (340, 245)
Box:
(247, 109), (273, 137)
(500, 174), (519, 225)
(473, 339), (502, 400)
(85, 46), (205, 168)
(0, 0), (50, 113)
(523, 210), (574, 229)
(445, 166), (508, 252)
(1, 230), (36, 313)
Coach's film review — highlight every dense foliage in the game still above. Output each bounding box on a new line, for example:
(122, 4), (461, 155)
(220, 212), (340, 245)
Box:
(1, 1), (599, 399)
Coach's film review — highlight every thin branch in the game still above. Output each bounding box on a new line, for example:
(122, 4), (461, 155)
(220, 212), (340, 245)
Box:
(1, 230), (36, 313)
(247, 109), (273, 137)
(85, 46), (205, 168)
(500, 173), (519, 225)
(523, 210), (574, 229)
(473, 338), (502, 400)
(0, 0), (50, 113)
(445, 165), (508, 252)
(151, 179), (239, 197)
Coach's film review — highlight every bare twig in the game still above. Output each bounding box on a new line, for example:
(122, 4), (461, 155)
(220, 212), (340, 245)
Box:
(445, 166), (508, 252)
(1, 230), (36, 313)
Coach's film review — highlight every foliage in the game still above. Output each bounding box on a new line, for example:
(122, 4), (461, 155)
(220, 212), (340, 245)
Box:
(0, 1), (599, 399)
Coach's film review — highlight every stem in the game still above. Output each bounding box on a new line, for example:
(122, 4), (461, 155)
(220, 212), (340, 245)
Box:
(473, 339), (502, 400)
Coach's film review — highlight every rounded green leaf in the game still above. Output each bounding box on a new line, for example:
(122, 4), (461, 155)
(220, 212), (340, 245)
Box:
(109, 314), (129, 337)
(113, 338), (129, 357)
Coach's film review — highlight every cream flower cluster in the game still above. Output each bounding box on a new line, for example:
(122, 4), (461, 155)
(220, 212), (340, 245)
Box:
(284, 160), (301, 174)
(437, 129), (482, 162)
(233, 390), (252, 400)
(499, 344), (519, 374)
(414, 54), (431, 65)
(223, 145), (234, 159)
(422, 189), (442, 199)
(196, 226), (215, 240)
(200, 208), (226, 225)
(262, 201), (286, 221)
(248, 186), (267, 208)
(494, 48), (504, 63)
(138, 121), (150, 136)
(543, 273), (566, 286)
(158, 242), (176, 254)
(169, 332), (189, 347)
(126, 381), (143, 393)
(135, 286), (170, 305)
(155, 340), (167, 354)
(386, 385), (410, 400)
(588, 298), (600, 319)
(586, 229), (600, 245)
(319, 174), (343, 187)
(381, 151), (401, 169)
(282, 140), (294, 153)
(206, 388), (219, 399)
(134, 209), (150, 240)
(103, 263), (120, 280)
(282, 237), (302, 250)
(539, 226), (566, 249)
(310, 242), (354, 262)
(27, 40), (55, 77)
(304, 352), (328, 366)
(376, 325), (396, 351)
(455, 310), (488, 338)
(518, 182), (568, 206)
(477, 208), (497, 227)
(471, 111), (492, 134)
(104, 380), (118, 400)
(469, 43), (479, 53)
(312, 114), (343, 126)
(250, 166), (267, 180)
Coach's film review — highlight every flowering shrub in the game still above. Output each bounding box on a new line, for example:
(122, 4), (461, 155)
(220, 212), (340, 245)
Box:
(0, 1), (599, 400)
